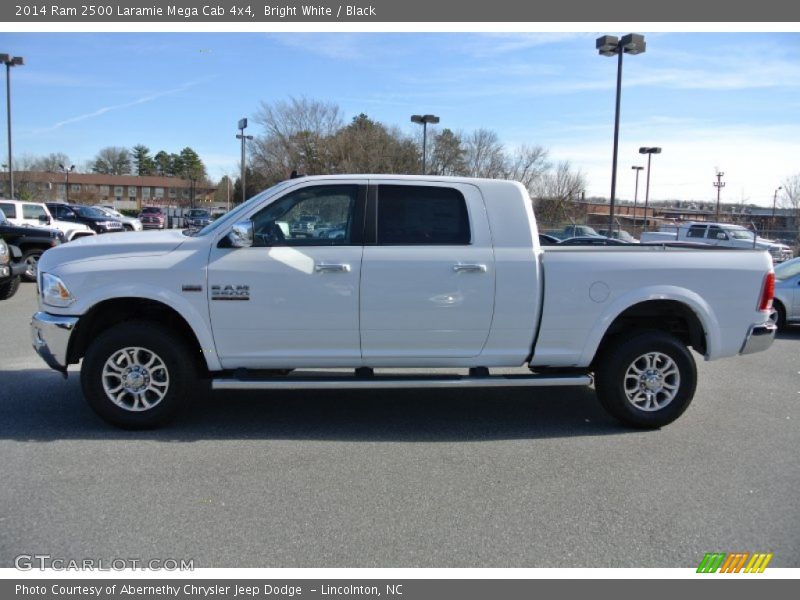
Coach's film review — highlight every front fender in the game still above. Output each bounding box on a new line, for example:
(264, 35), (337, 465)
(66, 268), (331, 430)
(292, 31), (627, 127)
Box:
(62, 282), (221, 372)
(578, 285), (719, 365)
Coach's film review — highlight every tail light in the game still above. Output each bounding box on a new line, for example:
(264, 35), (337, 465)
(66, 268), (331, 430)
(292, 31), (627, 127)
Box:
(758, 272), (775, 312)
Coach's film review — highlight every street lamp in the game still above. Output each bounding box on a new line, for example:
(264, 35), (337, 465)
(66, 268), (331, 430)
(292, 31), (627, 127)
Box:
(236, 118), (253, 204)
(58, 163), (75, 203)
(410, 114), (440, 174)
(639, 147), (661, 231)
(631, 165), (644, 230)
(713, 170), (725, 221)
(1, 53), (24, 199)
(596, 34), (646, 233)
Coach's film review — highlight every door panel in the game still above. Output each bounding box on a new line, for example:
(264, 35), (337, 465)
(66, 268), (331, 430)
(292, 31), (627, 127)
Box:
(360, 182), (495, 359)
(207, 183), (365, 368)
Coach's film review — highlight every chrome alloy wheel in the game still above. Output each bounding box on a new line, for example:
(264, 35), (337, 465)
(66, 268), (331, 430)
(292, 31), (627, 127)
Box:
(101, 347), (170, 412)
(623, 351), (680, 412)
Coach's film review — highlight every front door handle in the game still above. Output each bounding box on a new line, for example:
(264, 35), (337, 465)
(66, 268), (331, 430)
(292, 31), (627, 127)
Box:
(315, 263), (351, 273)
(453, 263), (487, 273)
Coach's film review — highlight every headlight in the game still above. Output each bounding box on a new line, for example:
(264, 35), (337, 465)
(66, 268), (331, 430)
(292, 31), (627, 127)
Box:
(0, 241), (8, 263)
(41, 272), (76, 307)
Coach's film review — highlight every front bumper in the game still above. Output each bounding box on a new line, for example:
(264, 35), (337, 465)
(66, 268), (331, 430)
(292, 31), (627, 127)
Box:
(740, 322), (777, 355)
(30, 312), (80, 375)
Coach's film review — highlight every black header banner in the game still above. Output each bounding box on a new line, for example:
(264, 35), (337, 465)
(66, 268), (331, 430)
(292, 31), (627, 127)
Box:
(2, 0), (800, 23)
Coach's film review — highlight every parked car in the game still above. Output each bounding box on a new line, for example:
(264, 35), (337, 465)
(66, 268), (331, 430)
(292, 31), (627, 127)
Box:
(771, 256), (800, 330)
(0, 208), (65, 281)
(559, 236), (629, 246)
(138, 206), (167, 230)
(31, 175), (775, 429)
(97, 206), (143, 231)
(45, 203), (124, 234)
(0, 237), (26, 300)
(290, 214), (321, 237)
(184, 208), (211, 229)
(0, 199), (95, 241)
(554, 224), (603, 239)
(598, 229), (639, 243)
(538, 233), (560, 246)
(640, 222), (792, 263)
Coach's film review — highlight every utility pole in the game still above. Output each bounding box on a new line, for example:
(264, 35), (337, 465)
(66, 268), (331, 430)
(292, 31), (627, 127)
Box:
(631, 165), (643, 231)
(713, 170), (725, 221)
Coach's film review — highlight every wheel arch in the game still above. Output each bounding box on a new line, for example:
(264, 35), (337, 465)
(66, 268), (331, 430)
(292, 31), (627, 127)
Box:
(586, 294), (713, 368)
(67, 297), (216, 374)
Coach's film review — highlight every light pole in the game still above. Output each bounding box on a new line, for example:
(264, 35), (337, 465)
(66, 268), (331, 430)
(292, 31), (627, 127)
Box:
(58, 163), (75, 203)
(236, 118), (253, 204)
(411, 114), (440, 174)
(639, 147), (661, 231)
(1, 53), (24, 199)
(771, 185), (782, 233)
(596, 34), (646, 234)
(631, 165), (644, 230)
(713, 170), (725, 221)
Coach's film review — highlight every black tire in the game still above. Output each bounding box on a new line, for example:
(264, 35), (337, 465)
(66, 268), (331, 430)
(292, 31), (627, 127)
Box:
(594, 330), (697, 429)
(0, 275), (20, 300)
(771, 302), (787, 331)
(21, 249), (43, 282)
(81, 321), (197, 429)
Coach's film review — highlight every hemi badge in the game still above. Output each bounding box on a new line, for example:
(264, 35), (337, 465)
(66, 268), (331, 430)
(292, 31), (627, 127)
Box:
(182, 285), (203, 292)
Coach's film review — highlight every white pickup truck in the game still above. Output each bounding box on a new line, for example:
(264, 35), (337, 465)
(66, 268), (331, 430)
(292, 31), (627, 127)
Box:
(640, 221), (792, 263)
(30, 175), (777, 429)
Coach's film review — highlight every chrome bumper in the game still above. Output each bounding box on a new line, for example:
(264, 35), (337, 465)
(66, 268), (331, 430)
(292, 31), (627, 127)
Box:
(30, 312), (80, 376)
(740, 322), (777, 355)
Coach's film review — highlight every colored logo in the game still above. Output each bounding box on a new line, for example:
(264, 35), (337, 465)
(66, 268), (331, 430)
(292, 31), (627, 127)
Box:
(697, 552), (773, 573)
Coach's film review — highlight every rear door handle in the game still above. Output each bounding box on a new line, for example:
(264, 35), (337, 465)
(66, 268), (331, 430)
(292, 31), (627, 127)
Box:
(453, 263), (487, 273)
(315, 263), (351, 273)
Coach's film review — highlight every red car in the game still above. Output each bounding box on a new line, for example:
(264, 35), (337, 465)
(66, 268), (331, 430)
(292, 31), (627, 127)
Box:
(138, 206), (167, 230)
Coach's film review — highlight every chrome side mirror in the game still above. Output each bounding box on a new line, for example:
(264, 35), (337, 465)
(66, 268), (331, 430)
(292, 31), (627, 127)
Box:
(228, 219), (254, 248)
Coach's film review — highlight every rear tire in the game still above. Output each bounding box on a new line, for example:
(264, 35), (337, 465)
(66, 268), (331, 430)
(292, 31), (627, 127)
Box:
(21, 249), (42, 282)
(0, 275), (20, 300)
(594, 330), (697, 429)
(81, 321), (197, 429)
(770, 302), (787, 331)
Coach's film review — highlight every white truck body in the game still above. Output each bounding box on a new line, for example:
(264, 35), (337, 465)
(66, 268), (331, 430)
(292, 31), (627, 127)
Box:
(30, 176), (776, 429)
(640, 221), (792, 263)
(0, 199), (96, 241)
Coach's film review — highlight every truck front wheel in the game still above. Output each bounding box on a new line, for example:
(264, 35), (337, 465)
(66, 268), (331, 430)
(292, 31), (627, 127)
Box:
(81, 321), (196, 429)
(594, 331), (697, 429)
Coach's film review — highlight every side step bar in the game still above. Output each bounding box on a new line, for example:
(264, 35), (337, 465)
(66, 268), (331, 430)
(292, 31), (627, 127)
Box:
(212, 373), (593, 391)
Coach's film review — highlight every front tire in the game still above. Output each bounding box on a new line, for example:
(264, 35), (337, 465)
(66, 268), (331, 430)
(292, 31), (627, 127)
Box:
(21, 249), (42, 282)
(81, 321), (197, 428)
(0, 275), (20, 300)
(594, 330), (697, 429)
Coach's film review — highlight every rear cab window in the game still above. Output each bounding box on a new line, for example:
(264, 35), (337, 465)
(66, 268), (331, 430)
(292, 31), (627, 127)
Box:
(376, 185), (471, 245)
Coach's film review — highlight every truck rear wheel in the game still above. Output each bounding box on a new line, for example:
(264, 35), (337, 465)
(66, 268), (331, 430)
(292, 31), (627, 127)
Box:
(594, 330), (697, 429)
(81, 321), (196, 429)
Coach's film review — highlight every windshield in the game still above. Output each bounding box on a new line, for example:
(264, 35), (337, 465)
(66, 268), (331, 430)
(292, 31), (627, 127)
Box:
(775, 258), (800, 281)
(141, 207), (161, 214)
(75, 206), (106, 218)
(727, 228), (754, 240)
(194, 181), (295, 237)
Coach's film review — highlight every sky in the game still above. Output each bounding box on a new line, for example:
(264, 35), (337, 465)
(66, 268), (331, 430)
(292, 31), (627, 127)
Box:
(3, 31), (800, 206)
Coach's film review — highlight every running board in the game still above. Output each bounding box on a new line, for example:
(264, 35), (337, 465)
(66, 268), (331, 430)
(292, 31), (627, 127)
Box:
(212, 373), (593, 391)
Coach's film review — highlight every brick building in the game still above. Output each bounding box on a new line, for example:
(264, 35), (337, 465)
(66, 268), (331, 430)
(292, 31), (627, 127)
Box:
(1, 171), (217, 210)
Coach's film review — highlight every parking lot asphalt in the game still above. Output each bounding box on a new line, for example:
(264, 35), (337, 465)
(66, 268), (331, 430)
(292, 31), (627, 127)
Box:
(1, 281), (798, 568)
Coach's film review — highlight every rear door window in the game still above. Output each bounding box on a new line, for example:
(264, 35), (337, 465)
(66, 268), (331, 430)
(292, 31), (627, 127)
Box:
(686, 225), (706, 239)
(0, 202), (16, 219)
(376, 185), (470, 245)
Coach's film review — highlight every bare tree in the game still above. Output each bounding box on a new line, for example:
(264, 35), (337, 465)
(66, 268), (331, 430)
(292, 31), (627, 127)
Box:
(463, 129), (505, 178)
(252, 96), (343, 182)
(428, 128), (467, 176)
(503, 145), (550, 192)
(92, 146), (131, 175)
(780, 173), (800, 214)
(531, 161), (587, 225)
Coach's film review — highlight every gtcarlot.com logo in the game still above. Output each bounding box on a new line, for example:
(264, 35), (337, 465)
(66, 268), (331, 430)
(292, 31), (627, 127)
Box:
(14, 554), (194, 571)
(696, 552), (773, 573)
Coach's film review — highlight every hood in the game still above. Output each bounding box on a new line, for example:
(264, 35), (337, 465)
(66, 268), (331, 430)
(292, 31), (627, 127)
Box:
(39, 229), (187, 272)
